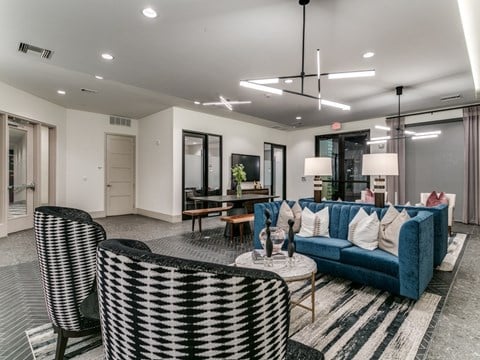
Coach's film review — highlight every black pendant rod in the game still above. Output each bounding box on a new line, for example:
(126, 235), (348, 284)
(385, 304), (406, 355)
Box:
(301, 4), (306, 94)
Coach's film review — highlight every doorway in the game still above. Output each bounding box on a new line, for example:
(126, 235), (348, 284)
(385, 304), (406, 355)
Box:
(315, 131), (370, 201)
(264, 143), (286, 200)
(105, 134), (136, 216)
(182, 131), (222, 216)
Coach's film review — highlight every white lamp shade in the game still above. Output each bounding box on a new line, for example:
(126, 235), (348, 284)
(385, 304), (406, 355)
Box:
(304, 157), (332, 176)
(362, 153), (399, 176)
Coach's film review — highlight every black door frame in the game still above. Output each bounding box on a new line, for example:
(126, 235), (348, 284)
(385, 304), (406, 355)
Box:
(264, 142), (287, 199)
(182, 130), (223, 216)
(315, 130), (370, 201)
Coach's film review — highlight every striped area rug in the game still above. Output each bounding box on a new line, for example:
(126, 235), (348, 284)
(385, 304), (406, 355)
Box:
(26, 275), (440, 360)
(289, 275), (441, 360)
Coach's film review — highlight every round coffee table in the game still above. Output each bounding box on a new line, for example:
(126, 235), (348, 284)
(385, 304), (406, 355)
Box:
(235, 251), (317, 322)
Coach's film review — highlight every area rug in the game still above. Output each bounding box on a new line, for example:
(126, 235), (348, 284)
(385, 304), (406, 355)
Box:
(26, 275), (440, 360)
(436, 233), (467, 272)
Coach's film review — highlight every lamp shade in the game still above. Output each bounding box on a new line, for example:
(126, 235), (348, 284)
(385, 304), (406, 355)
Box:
(362, 153), (399, 176)
(304, 157), (332, 176)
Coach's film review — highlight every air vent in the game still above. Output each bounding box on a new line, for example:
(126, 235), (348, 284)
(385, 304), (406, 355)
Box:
(18, 42), (54, 59)
(110, 116), (131, 127)
(440, 94), (462, 102)
(81, 88), (98, 94)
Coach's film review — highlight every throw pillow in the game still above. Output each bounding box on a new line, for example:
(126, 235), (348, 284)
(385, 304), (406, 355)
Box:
(404, 201), (411, 206)
(291, 202), (302, 233)
(426, 191), (449, 207)
(364, 188), (375, 204)
(298, 207), (329, 237)
(379, 207), (410, 256)
(348, 208), (379, 250)
(276, 201), (294, 234)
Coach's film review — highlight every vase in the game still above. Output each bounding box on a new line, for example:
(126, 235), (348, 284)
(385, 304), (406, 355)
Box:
(236, 183), (242, 197)
(259, 227), (286, 254)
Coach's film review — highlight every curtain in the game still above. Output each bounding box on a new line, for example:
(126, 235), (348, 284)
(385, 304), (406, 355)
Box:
(386, 117), (405, 205)
(463, 106), (480, 224)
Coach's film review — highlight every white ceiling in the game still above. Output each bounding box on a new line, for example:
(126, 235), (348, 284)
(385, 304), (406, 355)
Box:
(0, 0), (477, 129)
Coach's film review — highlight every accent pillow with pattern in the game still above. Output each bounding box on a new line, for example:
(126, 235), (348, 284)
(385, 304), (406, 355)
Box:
(378, 206), (410, 256)
(297, 206), (329, 237)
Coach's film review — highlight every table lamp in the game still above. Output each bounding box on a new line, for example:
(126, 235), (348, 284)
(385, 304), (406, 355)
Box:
(304, 157), (332, 202)
(361, 153), (398, 207)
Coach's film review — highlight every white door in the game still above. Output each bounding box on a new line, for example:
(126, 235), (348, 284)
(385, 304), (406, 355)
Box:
(8, 123), (34, 233)
(106, 134), (135, 216)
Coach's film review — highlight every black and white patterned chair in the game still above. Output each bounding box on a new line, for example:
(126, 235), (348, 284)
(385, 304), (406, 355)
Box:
(97, 239), (324, 360)
(34, 206), (106, 360)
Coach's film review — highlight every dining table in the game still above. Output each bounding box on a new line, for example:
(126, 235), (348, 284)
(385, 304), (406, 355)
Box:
(189, 193), (279, 238)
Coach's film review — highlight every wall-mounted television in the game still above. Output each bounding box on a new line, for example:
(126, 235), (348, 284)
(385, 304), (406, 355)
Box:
(231, 153), (260, 182)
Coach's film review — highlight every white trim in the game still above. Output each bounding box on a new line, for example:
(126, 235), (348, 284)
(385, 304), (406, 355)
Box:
(137, 208), (182, 223)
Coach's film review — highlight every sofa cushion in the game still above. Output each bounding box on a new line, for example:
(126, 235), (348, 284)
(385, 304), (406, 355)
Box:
(341, 246), (399, 278)
(295, 236), (352, 261)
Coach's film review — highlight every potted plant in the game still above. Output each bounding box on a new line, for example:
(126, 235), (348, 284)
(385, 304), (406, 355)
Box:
(231, 164), (247, 197)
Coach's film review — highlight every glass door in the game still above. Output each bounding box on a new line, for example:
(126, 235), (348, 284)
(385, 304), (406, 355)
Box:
(264, 143), (286, 200)
(8, 122), (34, 233)
(182, 131), (222, 216)
(316, 131), (369, 201)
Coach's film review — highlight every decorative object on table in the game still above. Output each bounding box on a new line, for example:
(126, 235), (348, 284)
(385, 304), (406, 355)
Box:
(265, 218), (273, 259)
(231, 163), (247, 197)
(361, 153), (399, 207)
(304, 157), (332, 202)
(287, 219), (295, 266)
(239, 0), (374, 112)
(259, 226), (286, 254)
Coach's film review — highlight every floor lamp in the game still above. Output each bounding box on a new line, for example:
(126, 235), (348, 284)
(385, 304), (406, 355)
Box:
(361, 153), (399, 207)
(304, 157), (332, 202)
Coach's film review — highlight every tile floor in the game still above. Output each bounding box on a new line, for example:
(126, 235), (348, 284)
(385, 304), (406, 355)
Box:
(0, 215), (478, 359)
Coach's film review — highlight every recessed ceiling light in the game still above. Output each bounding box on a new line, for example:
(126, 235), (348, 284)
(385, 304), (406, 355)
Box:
(194, 101), (201, 105)
(296, 116), (302, 120)
(284, 79), (293, 84)
(101, 53), (114, 60)
(142, 7), (157, 18)
(57, 90), (66, 95)
(363, 52), (375, 58)
(95, 75), (104, 80)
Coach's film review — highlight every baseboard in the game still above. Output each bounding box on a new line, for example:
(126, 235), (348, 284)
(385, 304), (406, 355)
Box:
(136, 208), (182, 223)
(89, 211), (106, 219)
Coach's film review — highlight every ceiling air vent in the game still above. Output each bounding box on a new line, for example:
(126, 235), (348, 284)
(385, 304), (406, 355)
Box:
(440, 94), (462, 102)
(18, 42), (54, 59)
(110, 116), (131, 127)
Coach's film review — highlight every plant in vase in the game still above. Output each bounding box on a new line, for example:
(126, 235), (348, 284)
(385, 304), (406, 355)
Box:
(231, 163), (247, 197)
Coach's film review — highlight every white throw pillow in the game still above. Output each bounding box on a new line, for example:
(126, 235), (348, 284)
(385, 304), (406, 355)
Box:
(298, 207), (329, 237)
(348, 208), (379, 250)
(379, 207), (410, 256)
(276, 201), (294, 234)
(291, 202), (302, 233)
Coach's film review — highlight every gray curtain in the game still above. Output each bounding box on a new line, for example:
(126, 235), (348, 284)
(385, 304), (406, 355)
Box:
(463, 106), (480, 224)
(386, 117), (406, 205)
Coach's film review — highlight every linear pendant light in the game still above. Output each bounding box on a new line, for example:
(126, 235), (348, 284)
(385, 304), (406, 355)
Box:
(239, 0), (375, 111)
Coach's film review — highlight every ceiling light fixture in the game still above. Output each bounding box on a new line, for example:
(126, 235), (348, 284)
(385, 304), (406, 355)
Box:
(363, 52), (375, 58)
(284, 79), (293, 84)
(194, 101), (201, 105)
(239, 0), (375, 111)
(202, 97), (252, 110)
(57, 90), (66, 95)
(296, 116), (302, 120)
(370, 86), (441, 143)
(101, 53), (114, 60)
(142, 7), (157, 18)
(95, 75), (104, 80)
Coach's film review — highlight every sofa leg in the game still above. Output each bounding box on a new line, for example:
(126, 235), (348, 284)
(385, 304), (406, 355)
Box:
(448, 225), (452, 237)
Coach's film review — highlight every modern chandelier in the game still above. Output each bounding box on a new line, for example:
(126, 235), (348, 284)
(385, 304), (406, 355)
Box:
(368, 86), (442, 145)
(239, 0), (375, 111)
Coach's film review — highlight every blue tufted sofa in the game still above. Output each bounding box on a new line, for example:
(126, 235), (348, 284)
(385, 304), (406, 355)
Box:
(253, 201), (435, 300)
(299, 198), (449, 267)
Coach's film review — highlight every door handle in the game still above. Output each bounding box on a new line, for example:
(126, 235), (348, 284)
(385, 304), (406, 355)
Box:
(26, 182), (35, 190)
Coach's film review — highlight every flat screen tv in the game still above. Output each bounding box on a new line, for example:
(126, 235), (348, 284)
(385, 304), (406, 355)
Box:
(231, 153), (260, 182)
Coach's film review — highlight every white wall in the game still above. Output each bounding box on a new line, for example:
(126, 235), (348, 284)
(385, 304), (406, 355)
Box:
(137, 108), (174, 219)
(65, 109), (138, 215)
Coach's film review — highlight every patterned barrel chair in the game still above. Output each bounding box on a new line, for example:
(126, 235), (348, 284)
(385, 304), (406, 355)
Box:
(34, 206), (106, 360)
(97, 239), (324, 360)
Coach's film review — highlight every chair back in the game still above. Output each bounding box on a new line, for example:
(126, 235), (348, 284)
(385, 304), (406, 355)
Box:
(34, 206), (106, 331)
(420, 192), (456, 225)
(97, 239), (291, 360)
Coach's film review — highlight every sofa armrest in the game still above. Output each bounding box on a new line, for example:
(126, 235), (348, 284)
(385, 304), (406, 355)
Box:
(398, 211), (434, 300)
